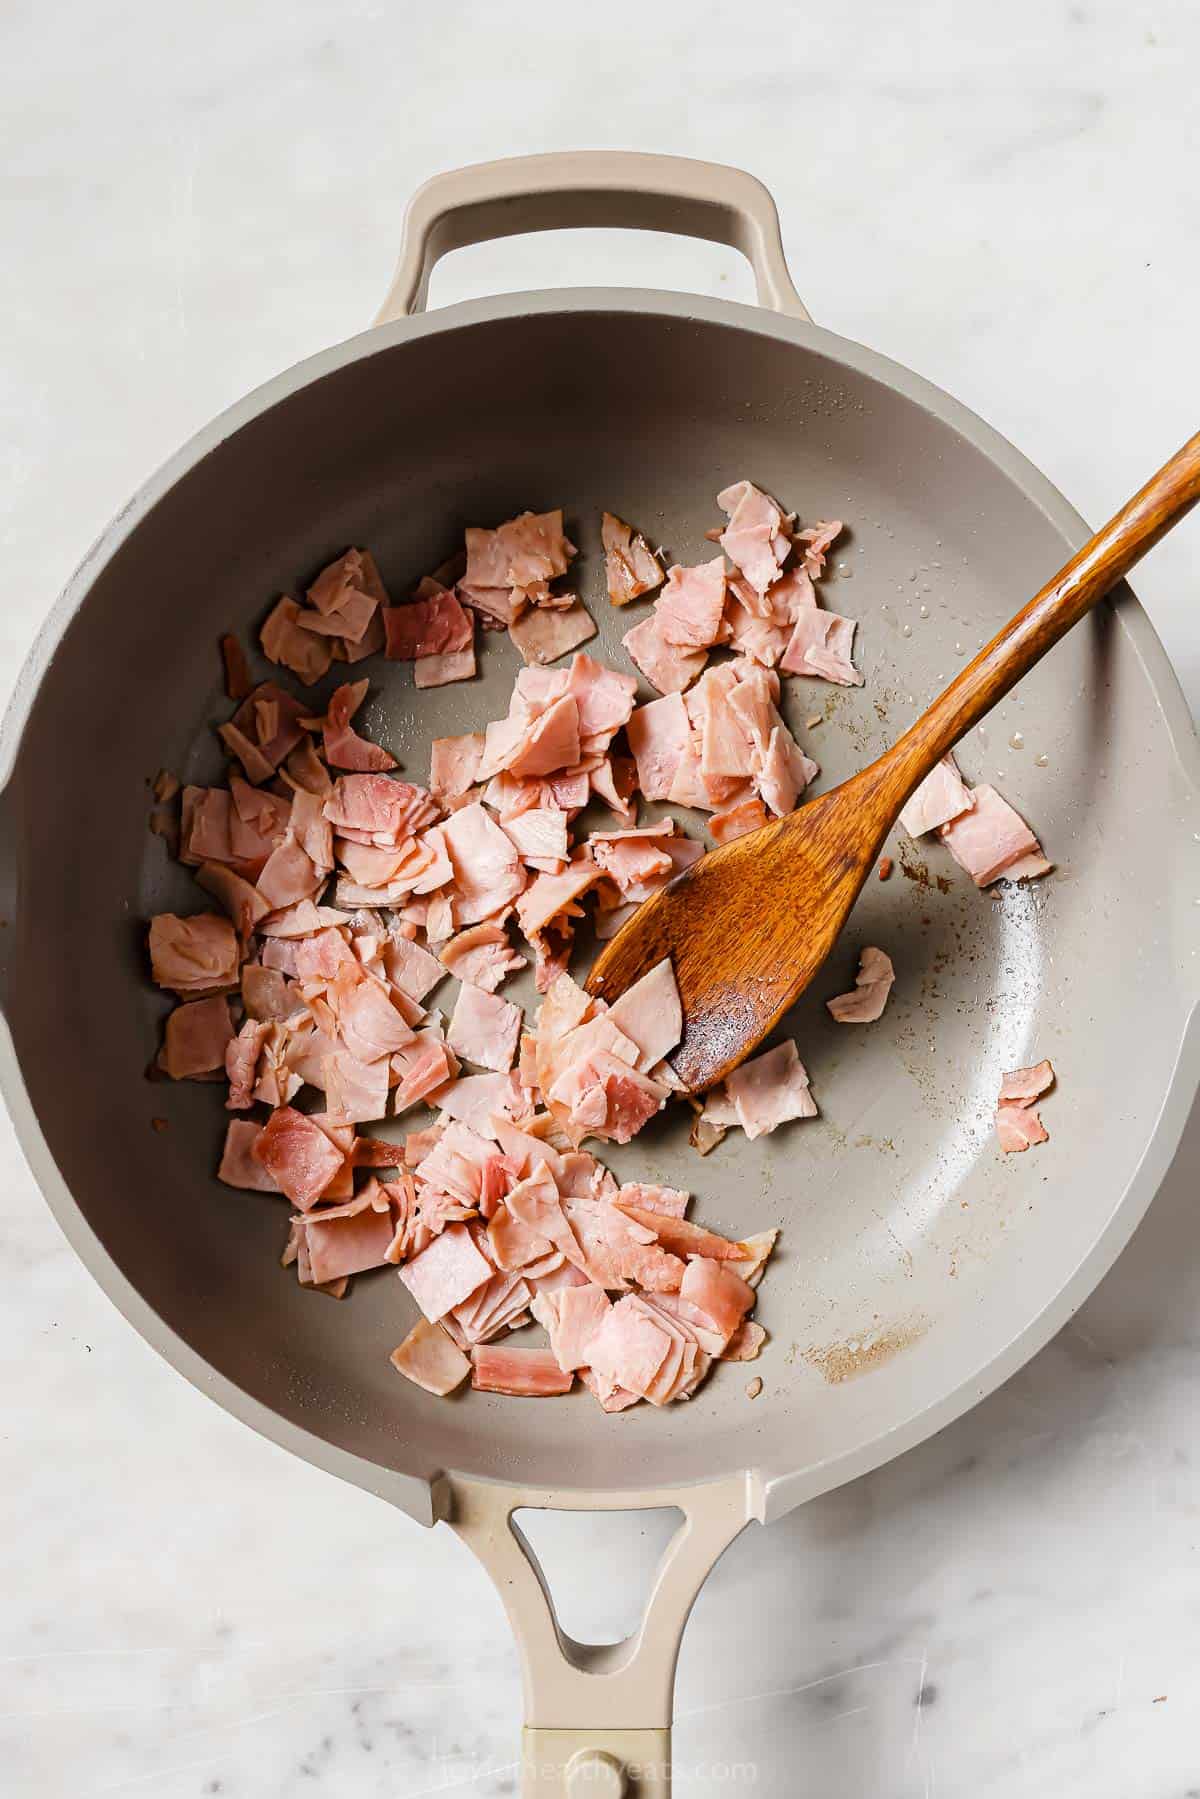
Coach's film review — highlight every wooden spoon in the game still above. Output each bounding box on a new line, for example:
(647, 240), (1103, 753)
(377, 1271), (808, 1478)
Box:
(588, 430), (1200, 1093)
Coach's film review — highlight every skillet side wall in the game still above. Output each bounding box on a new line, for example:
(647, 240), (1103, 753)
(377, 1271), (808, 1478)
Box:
(5, 306), (1189, 1493)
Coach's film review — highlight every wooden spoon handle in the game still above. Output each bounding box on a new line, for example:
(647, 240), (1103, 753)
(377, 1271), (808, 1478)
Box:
(877, 429), (1200, 804)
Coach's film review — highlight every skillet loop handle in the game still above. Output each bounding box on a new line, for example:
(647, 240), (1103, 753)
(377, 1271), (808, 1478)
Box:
(436, 1471), (759, 1797)
(375, 151), (810, 323)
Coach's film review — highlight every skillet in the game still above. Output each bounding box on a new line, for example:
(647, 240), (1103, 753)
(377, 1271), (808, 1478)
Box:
(4, 153), (1198, 1795)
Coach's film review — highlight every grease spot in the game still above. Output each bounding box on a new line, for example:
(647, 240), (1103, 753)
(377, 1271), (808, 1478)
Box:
(803, 1316), (928, 1383)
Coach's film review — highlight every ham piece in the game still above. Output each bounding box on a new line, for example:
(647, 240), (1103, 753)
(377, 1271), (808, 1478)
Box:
(827, 947), (896, 1024)
(995, 1058), (1055, 1153)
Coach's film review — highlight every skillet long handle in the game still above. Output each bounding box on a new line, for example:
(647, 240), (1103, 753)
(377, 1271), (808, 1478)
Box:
(374, 150), (810, 322)
(435, 1472), (758, 1797)
(877, 429), (1200, 806)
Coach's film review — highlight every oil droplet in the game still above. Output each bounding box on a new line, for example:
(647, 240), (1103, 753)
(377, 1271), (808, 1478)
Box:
(977, 727), (989, 745)
(953, 641), (964, 654)
(918, 604), (930, 619)
(835, 562), (853, 579)
(1035, 753), (1049, 768)
(1010, 731), (1025, 750)
(901, 623), (912, 638)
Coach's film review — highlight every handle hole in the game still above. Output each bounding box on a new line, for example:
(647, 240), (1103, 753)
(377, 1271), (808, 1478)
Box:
(512, 1507), (684, 1653)
(424, 229), (757, 312)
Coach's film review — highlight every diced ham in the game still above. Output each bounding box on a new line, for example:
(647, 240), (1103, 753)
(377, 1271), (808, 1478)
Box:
(709, 798), (768, 843)
(614, 1182), (689, 1219)
(447, 984), (522, 1073)
(149, 912), (239, 994)
(655, 558), (728, 649)
(322, 679), (397, 772)
(996, 1103), (1050, 1153)
(440, 922), (527, 993)
(601, 511), (664, 606)
(225, 1017), (269, 1109)
(260, 597), (333, 685)
(899, 753), (974, 838)
(541, 1282), (612, 1372)
(623, 613), (707, 695)
(384, 587), (473, 660)
(780, 608), (862, 686)
(323, 1046), (391, 1124)
(995, 1058), (1054, 1153)
(717, 480), (792, 595)
(999, 1059), (1055, 1103)
(625, 692), (691, 800)
(414, 645), (477, 688)
(400, 1222), (493, 1321)
(430, 732), (484, 803)
(826, 946), (896, 1024)
(384, 933), (446, 1002)
(796, 519), (843, 579)
(307, 547), (389, 620)
(470, 1343), (574, 1396)
(510, 600), (598, 666)
(680, 1256), (756, 1345)
(336, 970), (417, 1061)
(940, 783), (1049, 886)
(241, 962), (296, 1021)
(612, 1200), (745, 1262)
(440, 801), (526, 924)
(724, 1040), (817, 1140)
(253, 1105), (347, 1209)
(390, 1316), (471, 1396)
(585, 1296), (674, 1401)
(392, 1034), (457, 1113)
(161, 995), (235, 1080)
(302, 1182), (396, 1284)
(604, 957), (682, 1071)
(218, 1118), (280, 1191)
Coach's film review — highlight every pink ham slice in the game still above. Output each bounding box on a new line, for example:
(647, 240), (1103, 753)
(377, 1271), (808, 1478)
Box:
(302, 1182), (396, 1284)
(614, 1181), (689, 1219)
(414, 645), (477, 688)
(390, 1316), (471, 1396)
(430, 732), (484, 802)
(254, 1106), (347, 1209)
(717, 480), (792, 595)
(612, 1201), (745, 1262)
(439, 922), (527, 993)
(539, 1282), (612, 1372)
(470, 1343), (574, 1396)
(826, 946), (896, 1023)
(724, 1040), (817, 1139)
(622, 613), (707, 695)
(999, 1059), (1055, 1103)
(604, 957), (683, 1071)
(260, 597), (334, 684)
(654, 558), (728, 650)
(898, 752), (974, 838)
(322, 1046), (391, 1125)
(447, 984), (522, 1073)
(601, 512), (664, 606)
(995, 1059), (1054, 1152)
(383, 587), (473, 660)
(321, 680), (397, 772)
(680, 1257), (756, 1346)
(439, 801), (526, 924)
(709, 797), (768, 843)
(162, 996), (235, 1079)
(996, 1103), (1050, 1153)
(626, 692), (691, 800)
(218, 1118), (280, 1191)
(510, 601), (597, 667)
(722, 1319), (767, 1361)
(585, 1296), (674, 1401)
(149, 912), (239, 994)
(940, 784), (1049, 886)
(335, 971), (416, 1061)
(307, 548), (389, 619)
(225, 1018), (269, 1109)
(384, 933), (445, 1002)
(400, 1222), (493, 1320)
(780, 608), (862, 686)
(796, 519), (843, 579)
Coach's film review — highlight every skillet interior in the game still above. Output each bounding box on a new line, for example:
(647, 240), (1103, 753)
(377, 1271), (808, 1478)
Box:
(5, 301), (1197, 1501)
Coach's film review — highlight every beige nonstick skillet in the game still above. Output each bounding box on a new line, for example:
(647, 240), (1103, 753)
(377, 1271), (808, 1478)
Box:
(3, 154), (1197, 1795)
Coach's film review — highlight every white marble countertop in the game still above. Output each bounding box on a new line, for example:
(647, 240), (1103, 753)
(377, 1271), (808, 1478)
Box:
(3, 2), (1199, 1793)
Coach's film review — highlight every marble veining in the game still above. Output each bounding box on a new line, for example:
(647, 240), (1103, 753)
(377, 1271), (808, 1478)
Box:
(2, 0), (1198, 1793)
